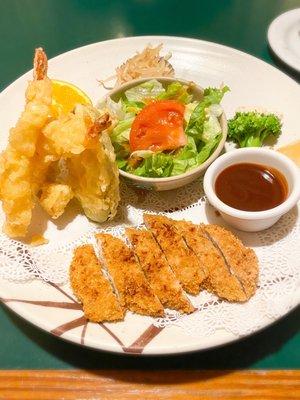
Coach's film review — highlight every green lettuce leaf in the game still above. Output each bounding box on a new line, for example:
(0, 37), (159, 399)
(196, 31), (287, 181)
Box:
(120, 97), (144, 116)
(111, 118), (134, 142)
(186, 86), (229, 144)
(157, 81), (193, 104)
(124, 79), (165, 102)
(196, 134), (221, 164)
(110, 117), (134, 161)
(132, 152), (173, 177)
(127, 135), (221, 178)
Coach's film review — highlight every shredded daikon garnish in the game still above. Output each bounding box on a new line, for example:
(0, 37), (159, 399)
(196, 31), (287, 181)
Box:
(100, 45), (174, 88)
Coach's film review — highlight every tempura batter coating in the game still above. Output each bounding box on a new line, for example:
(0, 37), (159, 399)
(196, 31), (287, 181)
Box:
(126, 228), (194, 313)
(39, 183), (73, 219)
(143, 214), (207, 294)
(96, 233), (164, 317)
(67, 130), (119, 223)
(70, 244), (124, 322)
(42, 105), (110, 161)
(0, 47), (119, 239)
(0, 48), (53, 237)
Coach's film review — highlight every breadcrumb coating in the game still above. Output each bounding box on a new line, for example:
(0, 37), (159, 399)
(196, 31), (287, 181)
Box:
(126, 228), (194, 314)
(70, 244), (124, 322)
(96, 233), (164, 317)
(143, 214), (207, 295)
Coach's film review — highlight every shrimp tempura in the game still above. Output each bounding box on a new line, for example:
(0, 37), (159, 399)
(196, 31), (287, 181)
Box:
(0, 48), (53, 237)
(0, 47), (120, 238)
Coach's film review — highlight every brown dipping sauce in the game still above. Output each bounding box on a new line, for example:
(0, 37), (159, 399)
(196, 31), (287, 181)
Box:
(215, 163), (288, 212)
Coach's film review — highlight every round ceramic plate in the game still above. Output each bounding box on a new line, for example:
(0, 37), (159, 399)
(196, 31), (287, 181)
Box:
(268, 8), (300, 72)
(0, 36), (299, 355)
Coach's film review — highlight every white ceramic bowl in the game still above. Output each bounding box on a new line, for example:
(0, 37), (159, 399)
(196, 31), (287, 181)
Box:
(108, 77), (227, 191)
(203, 148), (300, 232)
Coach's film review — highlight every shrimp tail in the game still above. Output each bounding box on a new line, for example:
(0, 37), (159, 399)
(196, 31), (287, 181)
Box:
(33, 47), (48, 80)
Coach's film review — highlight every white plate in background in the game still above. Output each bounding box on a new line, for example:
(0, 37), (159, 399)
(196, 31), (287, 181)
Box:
(268, 8), (300, 72)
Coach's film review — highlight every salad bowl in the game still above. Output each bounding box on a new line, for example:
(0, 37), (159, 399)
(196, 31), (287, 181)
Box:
(108, 77), (228, 191)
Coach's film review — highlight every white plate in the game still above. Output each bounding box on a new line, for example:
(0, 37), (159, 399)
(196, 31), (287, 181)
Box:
(268, 8), (300, 72)
(0, 36), (299, 355)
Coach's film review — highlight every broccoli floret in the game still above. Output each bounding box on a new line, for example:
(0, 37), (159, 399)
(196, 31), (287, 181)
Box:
(228, 111), (282, 147)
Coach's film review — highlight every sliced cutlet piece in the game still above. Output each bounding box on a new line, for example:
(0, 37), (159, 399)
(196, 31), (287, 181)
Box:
(175, 221), (247, 302)
(143, 214), (207, 295)
(96, 233), (164, 317)
(204, 224), (259, 300)
(126, 228), (194, 314)
(69, 245), (124, 322)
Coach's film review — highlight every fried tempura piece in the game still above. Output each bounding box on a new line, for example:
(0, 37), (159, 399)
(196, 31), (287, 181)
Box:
(70, 244), (124, 322)
(40, 107), (117, 222)
(0, 48), (52, 237)
(67, 130), (120, 223)
(204, 225), (259, 300)
(126, 228), (194, 314)
(42, 105), (111, 161)
(144, 214), (207, 295)
(96, 233), (164, 317)
(0, 47), (120, 239)
(175, 220), (248, 302)
(41, 104), (118, 222)
(30, 235), (49, 246)
(39, 183), (73, 219)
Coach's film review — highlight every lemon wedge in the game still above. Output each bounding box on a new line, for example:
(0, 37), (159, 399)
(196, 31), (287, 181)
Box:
(51, 79), (92, 116)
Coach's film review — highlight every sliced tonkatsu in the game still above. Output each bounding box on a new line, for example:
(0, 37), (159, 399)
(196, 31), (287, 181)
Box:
(126, 228), (194, 314)
(143, 214), (208, 295)
(203, 224), (259, 300)
(69, 245), (124, 322)
(175, 221), (249, 302)
(96, 233), (164, 317)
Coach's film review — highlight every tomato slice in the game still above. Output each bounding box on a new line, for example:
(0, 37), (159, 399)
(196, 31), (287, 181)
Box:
(129, 100), (187, 152)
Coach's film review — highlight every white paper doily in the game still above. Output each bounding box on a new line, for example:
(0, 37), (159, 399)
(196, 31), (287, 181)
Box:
(0, 177), (299, 340)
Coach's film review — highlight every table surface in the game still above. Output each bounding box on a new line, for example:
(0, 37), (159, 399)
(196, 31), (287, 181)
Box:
(0, 0), (299, 371)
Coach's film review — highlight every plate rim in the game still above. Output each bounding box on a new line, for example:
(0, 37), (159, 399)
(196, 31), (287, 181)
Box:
(0, 35), (299, 355)
(1, 34), (299, 99)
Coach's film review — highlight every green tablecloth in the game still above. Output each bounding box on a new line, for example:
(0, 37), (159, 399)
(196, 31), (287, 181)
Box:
(0, 0), (299, 369)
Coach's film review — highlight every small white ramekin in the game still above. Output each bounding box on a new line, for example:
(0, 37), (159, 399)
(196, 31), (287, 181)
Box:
(203, 148), (300, 232)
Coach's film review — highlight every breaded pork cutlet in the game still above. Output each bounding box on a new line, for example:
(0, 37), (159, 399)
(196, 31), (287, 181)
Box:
(126, 228), (194, 314)
(96, 233), (164, 317)
(144, 214), (207, 295)
(175, 221), (248, 302)
(203, 225), (258, 300)
(69, 245), (124, 322)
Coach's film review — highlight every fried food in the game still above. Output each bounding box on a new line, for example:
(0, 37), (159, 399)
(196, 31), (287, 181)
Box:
(66, 129), (120, 223)
(30, 235), (49, 246)
(96, 233), (164, 317)
(126, 228), (194, 314)
(68, 214), (259, 322)
(0, 47), (120, 239)
(0, 48), (52, 237)
(143, 214), (207, 295)
(39, 183), (73, 219)
(41, 106), (119, 223)
(70, 244), (124, 322)
(175, 220), (248, 302)
(203, 225), (258, 300)
(42, 105), (110, 160)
